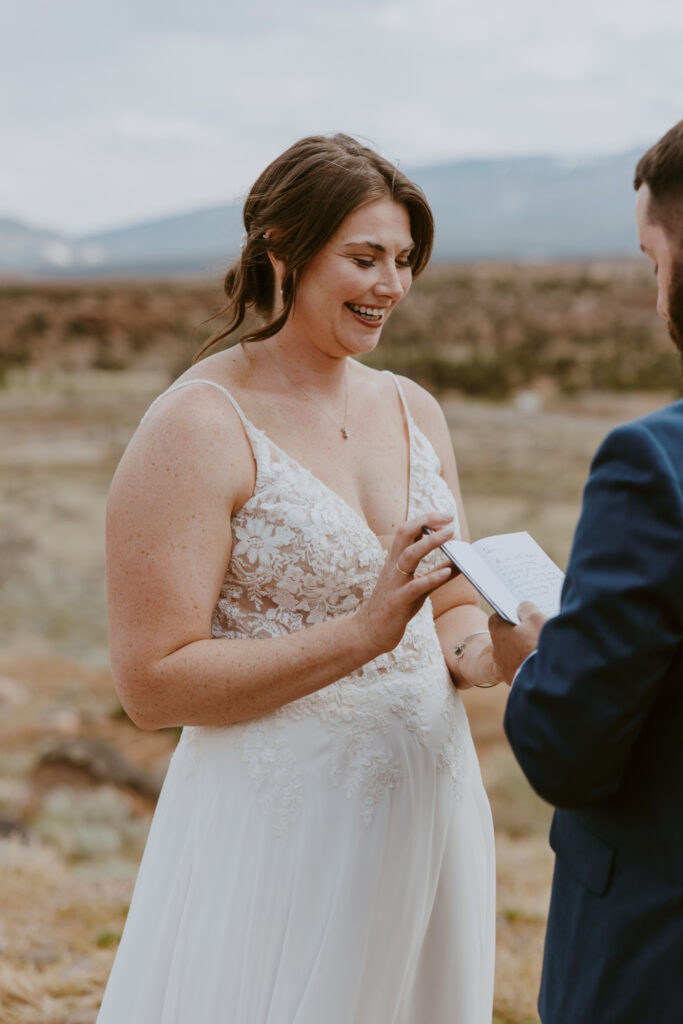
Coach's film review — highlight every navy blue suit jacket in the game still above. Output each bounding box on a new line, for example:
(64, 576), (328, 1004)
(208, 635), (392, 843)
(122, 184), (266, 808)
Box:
(504, 401), (683, 1024)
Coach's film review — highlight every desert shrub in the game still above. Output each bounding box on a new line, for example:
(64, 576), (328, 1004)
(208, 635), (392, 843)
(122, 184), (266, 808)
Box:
(66, 313), (109, 338)
(33, 786), (149, 861)
(569, 272), (611, 294)
(19, 311), (48, 336)
(92, 334), (127, 371)
(530, 275), (567, 293)
(590, 351), (681, 391)
(364, 349), (513, 398)
(0, 265), (676, 398)
(444, 357), (512, 398)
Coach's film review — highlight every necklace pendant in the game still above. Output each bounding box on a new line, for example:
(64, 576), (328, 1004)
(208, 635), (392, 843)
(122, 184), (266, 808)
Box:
(341, 427), (349, 440)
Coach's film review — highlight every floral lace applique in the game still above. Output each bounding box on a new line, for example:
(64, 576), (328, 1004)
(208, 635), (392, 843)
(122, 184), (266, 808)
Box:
(239, 717), (304, 841)
(151, 377), (472, 838)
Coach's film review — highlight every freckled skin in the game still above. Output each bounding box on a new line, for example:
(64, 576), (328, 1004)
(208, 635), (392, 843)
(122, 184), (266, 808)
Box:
(106, 200), (499, 731)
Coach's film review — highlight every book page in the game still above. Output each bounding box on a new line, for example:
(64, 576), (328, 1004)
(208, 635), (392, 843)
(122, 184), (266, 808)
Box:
(473, 532), (564, 619)
(440, 539), (523, 622)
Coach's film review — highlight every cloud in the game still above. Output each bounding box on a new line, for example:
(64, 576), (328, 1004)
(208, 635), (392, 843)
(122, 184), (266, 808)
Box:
(2, 0), (682, 232)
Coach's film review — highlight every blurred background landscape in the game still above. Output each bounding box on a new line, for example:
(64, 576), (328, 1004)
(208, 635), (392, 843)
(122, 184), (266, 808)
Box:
(0, 252), (676, 1022)
(0, 146), (645, 276)
(3, 0), (682, 1017)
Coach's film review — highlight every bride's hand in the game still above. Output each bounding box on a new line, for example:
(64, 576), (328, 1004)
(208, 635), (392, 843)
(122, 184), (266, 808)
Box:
(353, 513), (456, 657)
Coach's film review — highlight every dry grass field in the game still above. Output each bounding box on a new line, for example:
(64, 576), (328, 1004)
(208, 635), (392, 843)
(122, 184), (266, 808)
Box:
(0, 269), (675, 1022)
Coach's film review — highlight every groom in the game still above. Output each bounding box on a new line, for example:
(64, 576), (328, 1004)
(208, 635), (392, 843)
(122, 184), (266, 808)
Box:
(490, 120), (683, 1024)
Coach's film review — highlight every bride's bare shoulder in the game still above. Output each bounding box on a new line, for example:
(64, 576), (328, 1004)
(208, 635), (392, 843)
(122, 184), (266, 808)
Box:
(141, 350), (250, 438)
(112, 353), (256, 511)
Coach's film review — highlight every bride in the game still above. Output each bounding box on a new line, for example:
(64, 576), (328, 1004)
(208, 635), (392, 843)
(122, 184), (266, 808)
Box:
(98, 133), (499, 1023)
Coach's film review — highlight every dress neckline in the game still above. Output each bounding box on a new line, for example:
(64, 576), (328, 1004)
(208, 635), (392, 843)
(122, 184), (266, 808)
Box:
(158, 373), (415, 549)
(233, 373), (414, 550)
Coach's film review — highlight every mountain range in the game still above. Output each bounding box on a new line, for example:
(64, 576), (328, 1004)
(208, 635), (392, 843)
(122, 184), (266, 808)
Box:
(0, 148), (644, 277)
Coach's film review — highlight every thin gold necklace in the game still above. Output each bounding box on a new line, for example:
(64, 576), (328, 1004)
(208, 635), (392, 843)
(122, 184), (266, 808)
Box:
(263, 344), (350, 440)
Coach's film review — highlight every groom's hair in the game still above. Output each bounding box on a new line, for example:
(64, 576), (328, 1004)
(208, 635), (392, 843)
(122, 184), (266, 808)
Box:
(634, 120), (683, 244)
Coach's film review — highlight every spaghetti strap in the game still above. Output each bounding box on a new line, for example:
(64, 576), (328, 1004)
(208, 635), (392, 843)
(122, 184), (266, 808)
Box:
(140, 378), (268, 494)
(141, 378), (255, 433)
(382, 370), (413, 425)
(381, 371), (414, 520)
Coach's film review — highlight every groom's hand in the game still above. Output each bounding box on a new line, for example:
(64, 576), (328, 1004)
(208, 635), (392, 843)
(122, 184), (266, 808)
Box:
(488, 601), (547, 685)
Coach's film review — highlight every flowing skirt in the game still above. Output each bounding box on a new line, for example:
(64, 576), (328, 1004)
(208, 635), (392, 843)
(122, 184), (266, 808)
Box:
(98, 707), (495, 1023)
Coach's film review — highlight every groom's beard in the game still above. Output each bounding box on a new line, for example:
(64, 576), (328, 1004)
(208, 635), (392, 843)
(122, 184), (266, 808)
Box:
(666, 262), (683, 371)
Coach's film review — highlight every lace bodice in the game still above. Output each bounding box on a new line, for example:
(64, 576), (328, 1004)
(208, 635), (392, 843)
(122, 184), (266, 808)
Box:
(146, 374), (473, 837)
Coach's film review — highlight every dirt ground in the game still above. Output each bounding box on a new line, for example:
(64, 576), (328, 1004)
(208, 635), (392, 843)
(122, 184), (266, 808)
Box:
(0, 369), (668, 1023)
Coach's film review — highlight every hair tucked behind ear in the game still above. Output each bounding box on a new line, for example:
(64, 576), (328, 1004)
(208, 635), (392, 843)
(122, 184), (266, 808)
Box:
(194, 133), (434, 361)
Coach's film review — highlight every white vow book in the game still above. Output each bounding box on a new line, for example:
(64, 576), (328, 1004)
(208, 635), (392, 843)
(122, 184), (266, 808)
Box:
(439, 531), (565, 624)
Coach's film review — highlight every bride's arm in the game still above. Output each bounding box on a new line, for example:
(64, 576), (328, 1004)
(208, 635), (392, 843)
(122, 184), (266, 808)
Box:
(106, 386), (455, 730)
(394, 378), (501, 689)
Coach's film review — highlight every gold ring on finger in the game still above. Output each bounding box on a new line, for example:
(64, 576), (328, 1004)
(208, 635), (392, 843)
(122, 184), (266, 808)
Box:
(395, 560), (414, 577)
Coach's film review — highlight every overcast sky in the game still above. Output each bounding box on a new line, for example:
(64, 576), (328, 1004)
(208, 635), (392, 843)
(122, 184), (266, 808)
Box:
(3, 0), (682, 235)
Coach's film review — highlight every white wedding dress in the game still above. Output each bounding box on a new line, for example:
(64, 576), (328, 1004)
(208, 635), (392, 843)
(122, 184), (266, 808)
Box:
(97, 376), (495, 1024)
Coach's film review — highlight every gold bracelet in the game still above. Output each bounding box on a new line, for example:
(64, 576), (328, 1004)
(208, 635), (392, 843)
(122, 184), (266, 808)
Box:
(453, 631), (489, 660)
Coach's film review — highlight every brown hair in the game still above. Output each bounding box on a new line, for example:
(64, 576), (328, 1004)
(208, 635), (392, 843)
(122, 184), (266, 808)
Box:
(634, 120), (683, 236)
(195, 133), (434, 360)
